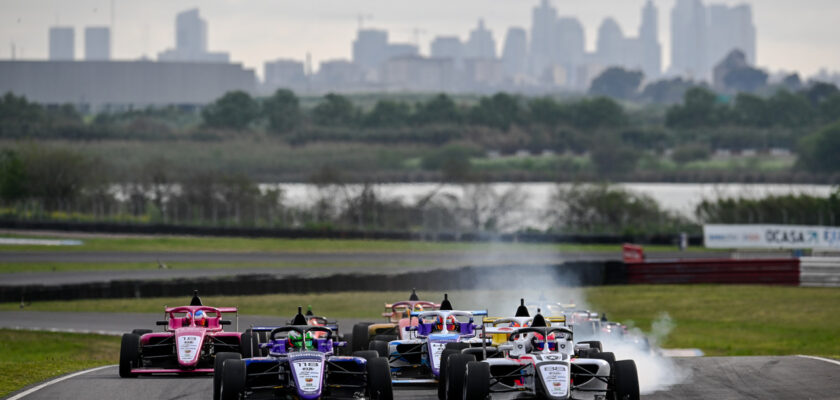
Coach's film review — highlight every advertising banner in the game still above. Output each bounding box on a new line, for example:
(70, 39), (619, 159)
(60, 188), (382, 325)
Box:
(704, 224), (840, 249)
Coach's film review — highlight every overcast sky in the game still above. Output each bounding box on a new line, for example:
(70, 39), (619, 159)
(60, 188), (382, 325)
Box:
(2, 0), (838, 78)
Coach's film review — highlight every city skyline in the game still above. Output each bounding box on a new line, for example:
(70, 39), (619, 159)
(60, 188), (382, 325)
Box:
(2, 0), (838, 79)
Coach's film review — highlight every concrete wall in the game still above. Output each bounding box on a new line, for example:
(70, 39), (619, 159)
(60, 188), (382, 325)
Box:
(0, 60), (256, 111)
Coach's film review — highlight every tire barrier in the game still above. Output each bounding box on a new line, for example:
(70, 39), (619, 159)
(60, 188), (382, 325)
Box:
(626, 258), (800, 285)
(0, 261), (627, 303)
(0, 219), (702, 245)
(799, 257), (840, 287)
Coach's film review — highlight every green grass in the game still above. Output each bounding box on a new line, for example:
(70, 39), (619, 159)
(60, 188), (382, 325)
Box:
(586, 285), (840, 358)
(0, 329), (119, 398)
(0, 234), (706, 254)
(0, 260), (435, 274)
(3, 285), (837, 358)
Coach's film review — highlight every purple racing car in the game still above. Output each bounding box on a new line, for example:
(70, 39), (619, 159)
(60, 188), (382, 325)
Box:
(216, 308), (393, 400)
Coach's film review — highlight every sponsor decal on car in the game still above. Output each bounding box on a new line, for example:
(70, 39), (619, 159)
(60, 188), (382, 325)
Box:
(292, 360), (323, 393)
(539, 364), (569, 398)
(177, 336), (201, 363)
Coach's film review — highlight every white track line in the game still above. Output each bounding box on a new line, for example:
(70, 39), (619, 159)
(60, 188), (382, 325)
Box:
(797, 355), (840, 367)
(6, 365), (115, 400)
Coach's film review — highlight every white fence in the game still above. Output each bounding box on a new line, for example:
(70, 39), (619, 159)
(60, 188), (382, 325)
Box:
(800, 257), (840, 287)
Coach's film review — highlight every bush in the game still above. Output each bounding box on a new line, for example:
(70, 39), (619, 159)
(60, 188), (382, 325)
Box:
(672, 144), (711, 164)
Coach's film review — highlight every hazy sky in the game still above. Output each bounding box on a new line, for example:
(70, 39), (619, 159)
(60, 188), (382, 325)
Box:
(2, 0), (838, 78)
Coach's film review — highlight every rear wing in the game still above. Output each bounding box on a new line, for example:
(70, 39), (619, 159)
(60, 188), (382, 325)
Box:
(410, 310), (488, 317)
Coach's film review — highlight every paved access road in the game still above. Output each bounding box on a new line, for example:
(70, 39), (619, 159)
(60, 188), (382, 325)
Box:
(6, 357), (839, 400)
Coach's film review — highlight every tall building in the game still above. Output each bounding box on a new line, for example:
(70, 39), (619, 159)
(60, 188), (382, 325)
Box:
(49, 27), (74, 60)
(386, 43), (419, 60)
(264, 59), (307, 92)
(639, 1), (662, 78)
(707, 4), (756, 67)
(596, 18), (625, 68)
(158, 9), (229, 63)
(529, 0), (558, 76)
(671, 0), (708, 80)
(501, 27), (527, 77)
(352, 29), (389, 70)
(465, 19), (497, 60)
(430, 36), (464, 69)
(84, 27), (111, 61)
(555, 17), (585, 68)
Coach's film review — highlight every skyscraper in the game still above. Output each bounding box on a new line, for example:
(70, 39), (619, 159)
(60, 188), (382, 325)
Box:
(430, 36), (464, 69)
(596, 18), (625, 68)
(555, 17), (585, 68)
(707, 4), (756, 67)
(529, 0), (558, 76)
(84, 27), (111, 61)
(352, 29), (389, 70)
(158, 9), (229, 63)
(501, 27), (527, 77)
(465, 20), (497, 60)
(49, 27), (74, 60)
(671, 0), (708, 79)
(639, 1), (662, 78)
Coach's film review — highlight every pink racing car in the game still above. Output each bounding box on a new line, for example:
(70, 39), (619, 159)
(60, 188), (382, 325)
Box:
(119, 291), (249, 377)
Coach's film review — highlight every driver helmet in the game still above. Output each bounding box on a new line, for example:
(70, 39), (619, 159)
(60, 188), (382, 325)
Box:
(288, 331), (315, 349)
(194, 310), (207, 326)
(183, 312), (192, 325)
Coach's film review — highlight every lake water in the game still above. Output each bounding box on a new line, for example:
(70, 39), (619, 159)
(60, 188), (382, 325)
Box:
(266, 182), (837, 220)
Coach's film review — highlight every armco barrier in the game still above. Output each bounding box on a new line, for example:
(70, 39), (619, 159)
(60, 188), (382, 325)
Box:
(626, 258), (800, 285)
(800, 257), (840, 287)
(0, 261), (627, 302)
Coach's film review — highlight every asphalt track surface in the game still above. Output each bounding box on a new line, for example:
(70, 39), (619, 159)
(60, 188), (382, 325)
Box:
(3, 312), (840, 399)
(5, 357), (840, 399)
(0, 251), (727, 286)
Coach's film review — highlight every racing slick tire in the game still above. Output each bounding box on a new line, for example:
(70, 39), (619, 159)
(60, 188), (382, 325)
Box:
(220, 359), (247, 400)
(613, 360), (640, 400)
(240, 332), (258, 359)
(369, 340), (389, 358)
(340, 333), (353, 356)
(373, 334), (398, 342)
(214, 353), (241, 400)
(366, 357), (394, 400)
(446, 354), (476, 400)
(352, 322), (374, 352)
(131, 329), (152, 335)
(244, 329), (269, 356)
(119, 333), (141, 378)
(464, 361), (490, 400)
(579, 340), (603, 353)
(438, 348), (461, 400)
(353, 350), (380, 362)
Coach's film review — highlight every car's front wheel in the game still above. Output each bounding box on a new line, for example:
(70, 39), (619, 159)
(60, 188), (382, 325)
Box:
(366, 357), (393, 400)
(613, 360), (640, 400)
(220, 359), (246, 400)
(214, 352), (241, 400)
(119, 333), (140, 378)
(463, 361), (490, 400)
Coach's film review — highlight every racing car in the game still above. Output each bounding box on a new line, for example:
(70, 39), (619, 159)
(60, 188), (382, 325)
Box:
(119, 291), (248, 377)
(350, 289), (440, 353)
(242, 305), (348, 357)
(448, 312), (640, 400)
(366, 294), (488, 385)
(215, 307), (393, 400)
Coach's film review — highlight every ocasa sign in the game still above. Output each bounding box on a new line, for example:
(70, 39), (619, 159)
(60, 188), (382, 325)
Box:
(704, 224), (840, 249)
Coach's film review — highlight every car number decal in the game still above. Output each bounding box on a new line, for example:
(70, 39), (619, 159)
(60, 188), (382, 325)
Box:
(292, 361), (323, 393)
(177, 336), (201, 363)
(430, 342), (446, 368)
(539, 364), (569, 397)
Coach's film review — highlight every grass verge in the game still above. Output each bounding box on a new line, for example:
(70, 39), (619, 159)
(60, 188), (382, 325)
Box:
(2, 285), (837, 358)
(0, 329), (119, 398)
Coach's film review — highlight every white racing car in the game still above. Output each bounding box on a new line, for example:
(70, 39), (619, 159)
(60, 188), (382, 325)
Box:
(446, 311), (640, 400)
